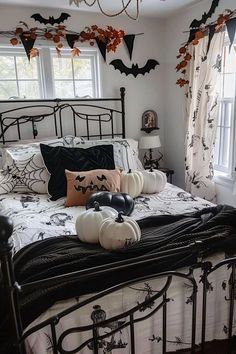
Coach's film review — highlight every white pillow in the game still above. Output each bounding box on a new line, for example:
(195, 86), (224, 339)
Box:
(0, 136), (76, 194)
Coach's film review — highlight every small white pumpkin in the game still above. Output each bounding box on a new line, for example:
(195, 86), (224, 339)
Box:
(141, 168), (167, 194)
(99, 212), (141, 250)
(120, 169), (144, 198)
(76, 202), (117, 244)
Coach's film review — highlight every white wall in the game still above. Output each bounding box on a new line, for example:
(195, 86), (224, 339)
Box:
(164, 0), (236, 206)
(0, 5), (165, 144)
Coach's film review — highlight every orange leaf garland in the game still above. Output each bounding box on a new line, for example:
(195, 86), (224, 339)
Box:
(176, 8), (236, 89)
(9, 22), (125, 60)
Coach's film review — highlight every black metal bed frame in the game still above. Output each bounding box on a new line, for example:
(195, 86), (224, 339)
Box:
(0, 87), (126, 144)
(0, 219), (236, 354)
(0, 89), (236, 354)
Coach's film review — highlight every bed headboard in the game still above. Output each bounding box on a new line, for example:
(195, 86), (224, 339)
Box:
(0, 87), (126, 144)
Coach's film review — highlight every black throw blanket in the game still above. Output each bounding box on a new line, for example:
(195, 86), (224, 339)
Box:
(1, 204), (236, 353)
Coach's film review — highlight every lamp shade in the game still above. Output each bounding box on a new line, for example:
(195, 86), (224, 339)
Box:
(139, 135), (161, 150)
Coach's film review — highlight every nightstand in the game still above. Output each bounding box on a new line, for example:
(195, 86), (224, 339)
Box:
(158, 167), (174, 183)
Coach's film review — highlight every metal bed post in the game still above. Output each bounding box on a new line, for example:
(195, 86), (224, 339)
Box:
(0, 215), (25, 354)
(120, 87), (126, 138)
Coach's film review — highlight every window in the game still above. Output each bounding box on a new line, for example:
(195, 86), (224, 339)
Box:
(0, 47), (100, 100)
(214, 43), (236, 177)
(0, 49), (42, 99)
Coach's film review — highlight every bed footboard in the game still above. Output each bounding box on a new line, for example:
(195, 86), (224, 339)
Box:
(1, 215), (236, 354)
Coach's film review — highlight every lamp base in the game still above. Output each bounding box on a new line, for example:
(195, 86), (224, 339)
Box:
(143, 150), (163, 170)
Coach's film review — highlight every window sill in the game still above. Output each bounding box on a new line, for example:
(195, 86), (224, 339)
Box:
(214, 172), (235, 188)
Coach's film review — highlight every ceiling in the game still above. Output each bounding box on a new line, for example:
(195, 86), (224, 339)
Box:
(0, 0), (204, 18)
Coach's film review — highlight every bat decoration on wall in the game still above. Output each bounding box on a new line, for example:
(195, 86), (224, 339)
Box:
(110, 59), (159, 78)
(31, 13), (71, 25)
(189, 0), (220, 28)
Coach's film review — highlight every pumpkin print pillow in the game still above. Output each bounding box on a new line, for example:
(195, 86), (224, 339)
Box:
(65, 169), (121, 206)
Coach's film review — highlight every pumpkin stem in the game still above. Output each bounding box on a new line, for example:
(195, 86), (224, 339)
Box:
(128, 169), (132, 174)
(94, 201), (101, 212)
(116, 212), (125, 223)
(150, 167), (154, 172)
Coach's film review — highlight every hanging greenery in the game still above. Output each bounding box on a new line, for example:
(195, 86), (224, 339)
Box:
(176, 9), (236, 88)
(0, 21), (125, 60)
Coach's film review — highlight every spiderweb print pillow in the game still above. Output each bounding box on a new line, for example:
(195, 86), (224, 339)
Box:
(0, 150), (49, 194)
(0, 136), (78, 195)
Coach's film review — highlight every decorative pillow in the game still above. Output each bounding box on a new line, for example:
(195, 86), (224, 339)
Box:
(73, 137), (143, 171)
(0, 136), (78, 195)
(0, 151), (50, 194)
(65, 169), (121, 206)
(0, 169), (15, 194)
(40, 144), (115, 201)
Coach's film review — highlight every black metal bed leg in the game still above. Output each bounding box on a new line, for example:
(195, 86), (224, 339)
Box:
(0, 215), (25, 354)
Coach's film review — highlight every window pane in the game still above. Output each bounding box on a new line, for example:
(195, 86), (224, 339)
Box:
(73, 58), (92, 79)
(53, 57), (73, 79)
(75, 81), (93, 97)
(0, 56), (16, 79)
(221, 127), (231, 167)
(222, 101), (232, 127)
(221, 73), (235, 98)
(16, 56), (38, 79)
(0, 81), (18, 99)
(214, 128), (220, 165)
(224, 45), (236, 72)
(18, 81), (40, 99)
(54, 80), (74, 97)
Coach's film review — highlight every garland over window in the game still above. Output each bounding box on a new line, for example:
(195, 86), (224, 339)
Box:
(0, 22), (125, 60)
(176, 9), (236, 87)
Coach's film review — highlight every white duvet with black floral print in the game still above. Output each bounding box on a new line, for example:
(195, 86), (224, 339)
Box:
(0, 183), (214, 254)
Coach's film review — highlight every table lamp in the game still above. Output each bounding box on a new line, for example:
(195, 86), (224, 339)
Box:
(139, 135), (163, 169)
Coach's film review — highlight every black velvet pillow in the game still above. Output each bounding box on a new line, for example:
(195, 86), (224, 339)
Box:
(40, 144), (115, 200)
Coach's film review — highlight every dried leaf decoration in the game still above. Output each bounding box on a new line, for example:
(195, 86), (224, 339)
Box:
(10, 38), (18, 45)
(176, 8), (236, 88)
(7, 21), (125, 61)
(30, 48), (39, 58)
(71, 47), (81, 57)
(80, 25), (125, 53)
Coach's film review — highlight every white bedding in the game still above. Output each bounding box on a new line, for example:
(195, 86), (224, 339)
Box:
(1, 185), (232, 354)
(0, 183), (213, 254)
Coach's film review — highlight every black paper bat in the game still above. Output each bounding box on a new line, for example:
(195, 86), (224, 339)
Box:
(190, 0), (219, 28)
(31, 13), (71, 25)
(110, 59), (159, 78)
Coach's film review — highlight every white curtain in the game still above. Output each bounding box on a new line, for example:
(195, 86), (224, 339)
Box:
(185, 31), (225, 202)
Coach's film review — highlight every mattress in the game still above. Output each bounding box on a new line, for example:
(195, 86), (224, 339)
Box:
(0, 183), (214, 254)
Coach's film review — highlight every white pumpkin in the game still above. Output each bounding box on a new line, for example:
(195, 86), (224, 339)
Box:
(99, 212), (141, 250)
(120, 169), (144, 198)
(76, 202), (117, 244)
(141, 168), (167, 194)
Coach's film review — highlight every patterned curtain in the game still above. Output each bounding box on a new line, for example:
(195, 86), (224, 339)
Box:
(185, 31), (225, 202)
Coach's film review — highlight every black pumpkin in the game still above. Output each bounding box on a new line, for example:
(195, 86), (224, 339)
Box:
(86, 192), (134, 216)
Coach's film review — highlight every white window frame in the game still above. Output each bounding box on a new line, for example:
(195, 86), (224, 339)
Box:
(214, 41), (236, 181)
(0, 47), (44, 99)
(49, 48), (100, 99)
(0, 46), (101, 100)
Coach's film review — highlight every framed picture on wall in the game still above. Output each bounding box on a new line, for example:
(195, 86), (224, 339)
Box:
(142, 110), (158, 129)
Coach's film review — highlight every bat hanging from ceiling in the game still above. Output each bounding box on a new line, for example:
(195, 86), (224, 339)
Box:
(31, 13), (71, 25)
(110, 59), (159, 78)
(189, 0), (220, 28)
